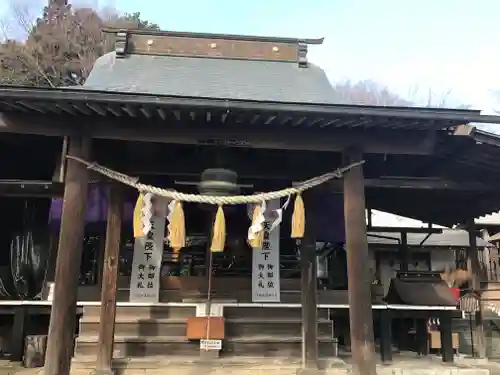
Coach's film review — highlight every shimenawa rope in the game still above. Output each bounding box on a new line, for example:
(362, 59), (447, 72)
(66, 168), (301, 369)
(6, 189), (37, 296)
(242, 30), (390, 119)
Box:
(66, 155), (364, 205)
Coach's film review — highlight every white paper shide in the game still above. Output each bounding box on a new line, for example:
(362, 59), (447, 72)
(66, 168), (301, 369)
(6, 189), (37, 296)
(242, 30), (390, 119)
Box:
(129, 196), (167, 302)
(252, 199), (281, 302)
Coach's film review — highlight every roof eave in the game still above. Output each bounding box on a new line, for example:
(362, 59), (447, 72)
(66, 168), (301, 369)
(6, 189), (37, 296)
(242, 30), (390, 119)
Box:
(0, 85), (494, 124)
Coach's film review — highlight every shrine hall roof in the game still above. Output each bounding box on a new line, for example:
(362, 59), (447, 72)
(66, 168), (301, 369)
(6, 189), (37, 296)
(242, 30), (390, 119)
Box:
(80, 52), (342, 104)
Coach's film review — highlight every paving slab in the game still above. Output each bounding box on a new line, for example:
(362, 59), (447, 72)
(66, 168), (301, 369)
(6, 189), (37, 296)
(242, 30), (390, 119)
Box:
(11, 354), (497, 375)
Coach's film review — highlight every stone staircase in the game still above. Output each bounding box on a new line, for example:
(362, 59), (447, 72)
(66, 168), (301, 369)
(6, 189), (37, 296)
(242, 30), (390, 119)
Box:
(222, 306), (337, 357)
(74, 304), (337, 360)
(74, 305), (200, 358)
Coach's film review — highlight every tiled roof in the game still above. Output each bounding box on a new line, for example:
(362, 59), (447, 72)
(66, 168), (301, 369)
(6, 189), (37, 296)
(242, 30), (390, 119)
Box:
(81, 52), (342, 104)
(367, 230), (492, 248)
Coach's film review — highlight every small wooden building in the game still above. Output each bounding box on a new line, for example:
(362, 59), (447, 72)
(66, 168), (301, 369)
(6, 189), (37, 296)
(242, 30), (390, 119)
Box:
(1, 29), (500, 375)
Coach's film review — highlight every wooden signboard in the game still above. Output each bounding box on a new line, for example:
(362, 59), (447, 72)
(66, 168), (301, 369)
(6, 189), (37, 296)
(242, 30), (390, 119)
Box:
(429, 331), (459, 350)
(186, 316), (225, 340)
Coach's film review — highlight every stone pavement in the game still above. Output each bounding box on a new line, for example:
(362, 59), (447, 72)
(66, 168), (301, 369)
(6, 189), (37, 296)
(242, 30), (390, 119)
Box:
(0, 360), (22, 375)
(8, 355), (497, 375)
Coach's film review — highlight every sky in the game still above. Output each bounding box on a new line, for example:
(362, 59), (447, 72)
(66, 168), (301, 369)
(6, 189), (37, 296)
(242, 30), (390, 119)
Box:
(105, 0), (500, 112)
(2, 0), (500, 129)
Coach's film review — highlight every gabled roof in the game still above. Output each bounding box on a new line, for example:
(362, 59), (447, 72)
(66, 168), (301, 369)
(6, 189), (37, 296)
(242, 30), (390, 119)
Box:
(367, 230), (492, 248)
(80, 52), (342, 104)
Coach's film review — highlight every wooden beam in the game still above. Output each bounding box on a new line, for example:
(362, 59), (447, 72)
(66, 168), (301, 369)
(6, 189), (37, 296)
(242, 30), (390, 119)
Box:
(95, 183), (123, 375)
(0, 113), (436, 155)
(128, 166), (496, 191)
(0, 180), (64, 197)
(44, 136), (91, 375)
(343, 147), (376, 375)
(352, 178), (495, 191)
(0, 176), (490, 195)
(367, 227), (443, 234)
(400, 232), (409, 271)
(52, 136), (69, 183)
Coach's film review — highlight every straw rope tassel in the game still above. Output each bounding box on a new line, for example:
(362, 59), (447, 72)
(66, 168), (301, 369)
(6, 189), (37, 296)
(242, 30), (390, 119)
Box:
(210, 205), (226, 252)
(249, 204), (264, 249)
(291, 193), (305, 238)
(169, 200), (186, 252)
(133, 194), (145, 238)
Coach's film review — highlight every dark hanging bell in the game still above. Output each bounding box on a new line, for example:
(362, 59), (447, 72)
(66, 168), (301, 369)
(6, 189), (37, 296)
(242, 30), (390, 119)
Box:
(198, 168), (240, 196)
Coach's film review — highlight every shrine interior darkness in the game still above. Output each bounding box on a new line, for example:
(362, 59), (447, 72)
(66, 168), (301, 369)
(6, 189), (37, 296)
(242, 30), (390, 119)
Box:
(0, 132), (488, 288)
(0, 134), (350, 285)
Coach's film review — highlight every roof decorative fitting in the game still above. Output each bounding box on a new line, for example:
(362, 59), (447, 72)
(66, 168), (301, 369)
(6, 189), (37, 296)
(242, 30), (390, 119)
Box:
(115, 30), (130, 58)
(297, 42), (308, 67)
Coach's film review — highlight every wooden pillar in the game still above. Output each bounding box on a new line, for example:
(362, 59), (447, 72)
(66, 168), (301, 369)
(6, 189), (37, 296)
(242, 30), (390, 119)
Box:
(343, 147), (376, 375)
(379, 309), (392, 362)
(467, 219), (486, 358)
(11, 306), (27, 362)
(94, 183), (123, 375)
(299, 192), (318, 371)
(415, 319), (429, 356)
(44, 136), (91, 375)
(439, 312), (454, 362)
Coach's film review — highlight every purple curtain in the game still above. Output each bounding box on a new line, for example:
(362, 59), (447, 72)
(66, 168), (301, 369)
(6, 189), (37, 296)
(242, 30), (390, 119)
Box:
(49, 184), (346, 242)
(49, 184), (134, 229)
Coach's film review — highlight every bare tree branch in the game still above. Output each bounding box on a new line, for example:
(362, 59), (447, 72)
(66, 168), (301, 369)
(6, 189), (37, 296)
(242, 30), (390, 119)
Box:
(334, 80), (469, 109)
(0, 1), (159, 87)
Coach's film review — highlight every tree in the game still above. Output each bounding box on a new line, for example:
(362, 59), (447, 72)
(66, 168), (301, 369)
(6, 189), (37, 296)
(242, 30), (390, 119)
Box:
(0, 1), (160, 87)
(333, 80), (470, 109)
(122, 12), (160, 31)
(333, 80), (412, 106)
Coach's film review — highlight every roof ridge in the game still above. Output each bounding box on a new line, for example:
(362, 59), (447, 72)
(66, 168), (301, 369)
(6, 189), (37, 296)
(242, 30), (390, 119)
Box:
(103, 28), (324, 45)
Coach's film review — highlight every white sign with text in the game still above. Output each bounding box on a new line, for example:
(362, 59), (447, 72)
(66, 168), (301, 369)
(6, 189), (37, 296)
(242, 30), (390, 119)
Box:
(200, 339), (222, 351)
(252, 199), (281, 302)
(129, 197), (168, 302)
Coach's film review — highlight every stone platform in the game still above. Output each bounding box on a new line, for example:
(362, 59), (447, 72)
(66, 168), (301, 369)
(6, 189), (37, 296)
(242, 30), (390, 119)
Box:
(11, 354), (496, 375)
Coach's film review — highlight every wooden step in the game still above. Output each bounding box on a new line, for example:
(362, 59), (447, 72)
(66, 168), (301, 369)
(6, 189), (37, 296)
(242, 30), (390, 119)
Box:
(82, 305), (196, 319)
(74, 336), (199, 357)
(223, 336), (337, 357)
(79, 318), (187, 337)
(225, 318), (333, 337)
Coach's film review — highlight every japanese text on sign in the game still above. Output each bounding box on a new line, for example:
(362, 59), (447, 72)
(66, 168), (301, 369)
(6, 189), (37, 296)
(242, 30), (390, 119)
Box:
(130, 198), (167, 302)
(252, 199), (281, 302)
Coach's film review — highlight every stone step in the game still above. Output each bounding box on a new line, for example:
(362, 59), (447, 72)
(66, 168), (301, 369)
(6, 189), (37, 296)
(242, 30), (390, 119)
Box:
(224, 306), (329, 320)
(225, 318), (333, 337)
(81, 305), (196, 319)
(79, 318), (187, 337)
(223, 336), (337, 357)
(75, 336), (199, 357)
(80, 318), (333, 338)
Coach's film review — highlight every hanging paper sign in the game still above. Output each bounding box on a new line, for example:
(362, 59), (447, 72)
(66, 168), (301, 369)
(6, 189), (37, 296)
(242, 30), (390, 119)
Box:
(252, 199), (281, 302)
(129, 196), (168, 302)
